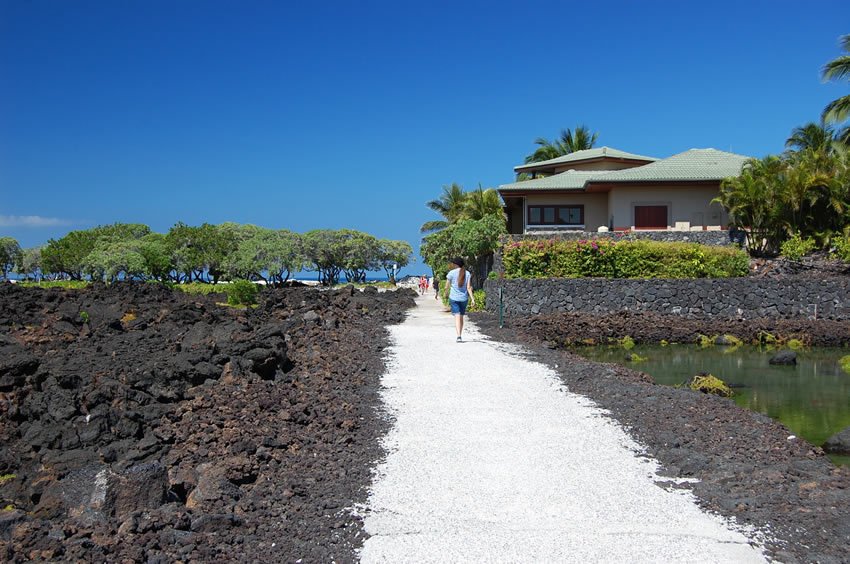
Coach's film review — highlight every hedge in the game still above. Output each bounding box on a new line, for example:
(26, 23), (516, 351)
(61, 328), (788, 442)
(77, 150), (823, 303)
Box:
(501, 239), (749, 279)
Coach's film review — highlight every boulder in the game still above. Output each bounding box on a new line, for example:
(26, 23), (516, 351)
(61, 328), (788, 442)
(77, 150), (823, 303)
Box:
(769, 350), (797, 365)
(823, 426), (850, 455)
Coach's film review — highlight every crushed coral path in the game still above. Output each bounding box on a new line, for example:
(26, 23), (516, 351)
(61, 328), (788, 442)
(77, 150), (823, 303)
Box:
(358, 295), (766, 563)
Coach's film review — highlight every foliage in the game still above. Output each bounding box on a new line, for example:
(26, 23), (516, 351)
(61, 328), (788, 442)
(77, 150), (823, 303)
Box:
(377, 239), (413, 283)
(225, 279), (259, 306)
(501, 239), (749, 279)
(420, 183), (505, 233)
(467, 289), (486, 312)
(32, 222), (406, 286)
(620, 336), (636, 350)
(687, 374), (734, 397)
(0, 237), (22, 279)
(172, 282), (226, 296)
(787, 339), (807, 351)
(224, 226), (304, 284)
(625, 352), (647, 363)
(821, 33), (850, 131)
(420, 214), (507, 288)
(524, 125), (598, 164)
(832, 235), (850, 261)
(79, 311), (90, 324)
(715, 146), (850, 255)
(19, 280), (89, 290)
(780, 233), (817, 260)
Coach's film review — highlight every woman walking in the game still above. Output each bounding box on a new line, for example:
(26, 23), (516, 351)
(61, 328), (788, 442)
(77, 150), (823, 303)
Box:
(444, 257), (475, 342)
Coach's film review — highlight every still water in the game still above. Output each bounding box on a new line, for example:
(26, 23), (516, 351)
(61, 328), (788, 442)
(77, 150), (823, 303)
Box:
(574, 344), (850, 465)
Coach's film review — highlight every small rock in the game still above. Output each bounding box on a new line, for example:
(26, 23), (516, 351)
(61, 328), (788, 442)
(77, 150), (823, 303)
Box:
(768, 350), (797, 365)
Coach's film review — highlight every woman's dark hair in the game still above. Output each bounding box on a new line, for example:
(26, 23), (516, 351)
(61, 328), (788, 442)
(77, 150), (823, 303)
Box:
(452, 257), (465, 288)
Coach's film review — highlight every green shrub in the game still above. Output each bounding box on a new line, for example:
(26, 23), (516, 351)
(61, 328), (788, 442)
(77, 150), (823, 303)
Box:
(780, 234), (817, 260)
(833, 236), (850, 262)
(225, 280), (259, 306)
(501, 239), (748, 279)
(468, 289), (486, 312)
(620, 336), (636, 350)
(696, 334), (714, 348)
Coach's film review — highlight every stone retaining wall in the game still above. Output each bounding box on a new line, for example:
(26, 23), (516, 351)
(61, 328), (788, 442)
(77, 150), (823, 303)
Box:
(483, 277), (850, 320)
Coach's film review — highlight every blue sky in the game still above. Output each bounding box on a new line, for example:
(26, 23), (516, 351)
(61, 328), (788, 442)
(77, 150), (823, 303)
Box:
(1, 0), (848, 270)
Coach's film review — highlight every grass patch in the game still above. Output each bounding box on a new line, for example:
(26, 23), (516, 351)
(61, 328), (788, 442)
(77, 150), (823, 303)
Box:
(18, 280), (89, 290)
(172, 282), (227, 296)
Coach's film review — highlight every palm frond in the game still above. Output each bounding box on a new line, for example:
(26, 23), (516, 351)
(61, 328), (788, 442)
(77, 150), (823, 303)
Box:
(822, 94), (850, 124)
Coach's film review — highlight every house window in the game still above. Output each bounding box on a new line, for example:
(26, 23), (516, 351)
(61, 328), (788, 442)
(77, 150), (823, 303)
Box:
(634, 205), (668, 229)
(528, 205), (584, 226)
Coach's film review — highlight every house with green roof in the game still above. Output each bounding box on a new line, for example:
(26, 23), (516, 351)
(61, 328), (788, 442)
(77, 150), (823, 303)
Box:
(499, 147), (750, 234)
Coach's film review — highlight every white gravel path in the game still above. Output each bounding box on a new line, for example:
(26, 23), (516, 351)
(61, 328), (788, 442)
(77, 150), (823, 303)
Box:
(357, 295), (766, 563)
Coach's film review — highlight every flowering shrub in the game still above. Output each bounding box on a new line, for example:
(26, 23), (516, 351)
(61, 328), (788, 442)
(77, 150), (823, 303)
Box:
(502, 239), (748, 279)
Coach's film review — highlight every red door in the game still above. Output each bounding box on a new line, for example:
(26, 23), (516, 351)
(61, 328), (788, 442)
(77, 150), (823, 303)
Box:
(634, 205), (668, 229)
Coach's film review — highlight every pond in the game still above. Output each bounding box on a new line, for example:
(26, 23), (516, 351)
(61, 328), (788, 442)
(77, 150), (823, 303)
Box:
(573, 344), (850, 466)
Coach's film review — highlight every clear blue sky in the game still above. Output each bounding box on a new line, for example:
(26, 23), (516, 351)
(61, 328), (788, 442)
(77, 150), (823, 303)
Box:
(2, 0), (848, 268)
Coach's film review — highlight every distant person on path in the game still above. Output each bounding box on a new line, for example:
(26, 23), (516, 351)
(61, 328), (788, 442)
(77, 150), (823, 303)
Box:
(433, 277), (440, 300)
(444, 257), (475, 342)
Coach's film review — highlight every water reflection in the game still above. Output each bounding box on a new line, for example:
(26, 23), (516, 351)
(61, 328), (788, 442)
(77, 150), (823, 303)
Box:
(574, 345), (850, 464)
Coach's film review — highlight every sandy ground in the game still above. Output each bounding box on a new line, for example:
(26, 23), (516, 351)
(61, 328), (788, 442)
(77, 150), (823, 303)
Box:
(357, 295), (766, 563)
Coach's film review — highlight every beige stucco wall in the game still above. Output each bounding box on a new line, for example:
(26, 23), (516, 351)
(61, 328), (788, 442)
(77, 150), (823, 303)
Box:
(524, 193), (609, 231)
(607, 184), (726, 230)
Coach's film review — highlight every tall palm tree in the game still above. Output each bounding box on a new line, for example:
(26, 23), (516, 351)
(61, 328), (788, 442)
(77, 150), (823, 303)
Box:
(525, 125), (599, 163)
(822, 34), (850, 135)
(785, 122), (837, 153)
(463, 186), (505, 221)
(420, 183), (468, 233)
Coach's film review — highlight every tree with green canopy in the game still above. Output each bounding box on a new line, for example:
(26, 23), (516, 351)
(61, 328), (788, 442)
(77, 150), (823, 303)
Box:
(339, 229), (380, 283)
(224, 227), (304, 285)
(524, 125), (598, 164)
(785, 122), (840, 153)
(463, 186), (505, 221)
(376, 239), (413, 283)
(16, 247), (43, 281)
(302, 229), (348, 286)
(822, 33), (850, 143)
(0, 236), (22, 279)
(420, 214), (506, 288)
(420, 183), (469, 233)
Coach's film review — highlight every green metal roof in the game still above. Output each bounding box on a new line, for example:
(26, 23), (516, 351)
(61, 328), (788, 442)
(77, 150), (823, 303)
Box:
(500, 148), (751, 193)
(514, 146), (658, 172)
(499, 170), (614, 191)
(589, 148), (750, 183)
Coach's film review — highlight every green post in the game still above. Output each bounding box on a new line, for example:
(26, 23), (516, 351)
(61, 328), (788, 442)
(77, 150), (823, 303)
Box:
(498, 287), (504, 329)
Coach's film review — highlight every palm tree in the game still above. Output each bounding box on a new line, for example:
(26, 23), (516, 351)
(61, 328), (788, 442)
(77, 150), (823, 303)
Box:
(463, 186), (505, 221)
(785, 122), (837, 153)
(420, 183), (468, 233)
(822, 34), (850, 130)
(525, 125), (599, 164)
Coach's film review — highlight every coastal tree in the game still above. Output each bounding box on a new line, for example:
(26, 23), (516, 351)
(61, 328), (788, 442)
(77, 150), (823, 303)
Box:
(785, 122), (840, 153)
(463, 186), (505, 221)
(524, 125), (598, 164)
(376, 239), (413, 283)
(224, 227), (304, 284)
(420, 183), (469, 233)
(421, 213), (506, 288)
(0, 236), (22, 279)
(16, 247), (43, 281)
(822, 33), (850, 143)
(339, 229), (380, 283)
(302, 229), (347, 286)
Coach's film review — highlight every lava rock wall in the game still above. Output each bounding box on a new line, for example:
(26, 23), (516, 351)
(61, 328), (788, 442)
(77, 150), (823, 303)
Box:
(484, 276), (850, 320)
